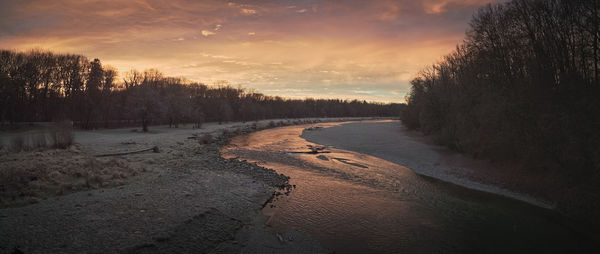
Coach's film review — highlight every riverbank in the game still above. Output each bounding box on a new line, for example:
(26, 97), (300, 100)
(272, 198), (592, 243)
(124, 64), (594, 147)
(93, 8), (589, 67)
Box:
(301, 120), (555, 208)
(0, 118), (364, 253)
(302, 120), (600, 241)
(224, 120), (597, 253)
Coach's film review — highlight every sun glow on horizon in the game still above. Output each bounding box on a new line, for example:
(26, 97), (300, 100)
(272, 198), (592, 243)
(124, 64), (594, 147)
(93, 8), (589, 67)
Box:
(0, 0), (504, 103)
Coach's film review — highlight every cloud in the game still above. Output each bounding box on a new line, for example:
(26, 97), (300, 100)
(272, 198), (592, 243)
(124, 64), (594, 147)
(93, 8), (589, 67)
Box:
(240, 8), (257, 15)
(424, 1), (448, 14)
(201, 30), (215, 36)
(0, 0), (506, 102)
(422, 0), (500, 14)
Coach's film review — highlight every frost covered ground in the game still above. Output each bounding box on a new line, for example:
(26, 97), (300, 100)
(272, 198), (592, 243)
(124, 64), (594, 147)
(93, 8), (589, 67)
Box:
(0, 118), (368, 253)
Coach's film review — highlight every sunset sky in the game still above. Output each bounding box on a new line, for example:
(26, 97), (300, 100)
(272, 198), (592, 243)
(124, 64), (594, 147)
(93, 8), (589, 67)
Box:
(0, 0), (503, 102)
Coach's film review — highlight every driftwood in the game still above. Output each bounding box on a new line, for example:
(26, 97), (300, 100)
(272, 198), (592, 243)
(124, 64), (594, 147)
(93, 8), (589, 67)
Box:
(288, 145), (331, 154)
(304, 126), (323, 131)
(307, 145), (327, 153)
(95, 146), (160, 157)
(306, 150), (331, 154)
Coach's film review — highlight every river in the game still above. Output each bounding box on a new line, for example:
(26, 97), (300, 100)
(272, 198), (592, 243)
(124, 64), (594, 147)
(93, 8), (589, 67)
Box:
(222, 121), (595, 253)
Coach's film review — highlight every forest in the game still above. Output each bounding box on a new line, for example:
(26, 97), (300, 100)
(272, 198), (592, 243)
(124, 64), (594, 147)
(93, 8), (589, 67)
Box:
(0, 49), (401, 131)
(402, 0), (600, 175)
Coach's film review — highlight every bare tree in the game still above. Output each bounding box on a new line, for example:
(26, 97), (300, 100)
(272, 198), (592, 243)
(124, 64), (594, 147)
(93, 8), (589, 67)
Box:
(402, 0), (600, 172)
(127, 84), (164, 132)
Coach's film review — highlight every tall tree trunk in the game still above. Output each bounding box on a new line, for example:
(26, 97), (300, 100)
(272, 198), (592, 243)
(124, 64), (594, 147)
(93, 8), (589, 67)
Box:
(594, 0), (599, 85)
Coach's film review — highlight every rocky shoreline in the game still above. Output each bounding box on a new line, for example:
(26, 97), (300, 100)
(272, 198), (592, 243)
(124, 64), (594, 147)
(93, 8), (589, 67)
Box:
(0, 118), (359, 253)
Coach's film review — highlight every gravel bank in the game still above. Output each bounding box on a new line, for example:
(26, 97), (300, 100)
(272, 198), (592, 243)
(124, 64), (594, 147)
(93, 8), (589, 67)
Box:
(0, 118), (354, 253)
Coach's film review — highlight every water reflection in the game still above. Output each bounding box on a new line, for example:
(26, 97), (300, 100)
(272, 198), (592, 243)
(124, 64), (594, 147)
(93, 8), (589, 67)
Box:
(222, 122), (595, 253)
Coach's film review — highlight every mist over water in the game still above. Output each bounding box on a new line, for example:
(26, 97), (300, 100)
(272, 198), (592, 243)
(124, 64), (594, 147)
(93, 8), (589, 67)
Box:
(223, 122), (596, 253)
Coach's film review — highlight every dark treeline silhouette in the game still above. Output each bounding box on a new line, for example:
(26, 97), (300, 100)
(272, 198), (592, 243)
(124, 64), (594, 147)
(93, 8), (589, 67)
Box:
(402, 0), (600, 175)
(0, 49), (401, 131)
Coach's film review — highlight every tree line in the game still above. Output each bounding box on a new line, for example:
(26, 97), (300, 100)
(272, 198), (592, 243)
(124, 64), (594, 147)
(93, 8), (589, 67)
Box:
(402, 0), (600, 174)
(0, 49), (401, 131)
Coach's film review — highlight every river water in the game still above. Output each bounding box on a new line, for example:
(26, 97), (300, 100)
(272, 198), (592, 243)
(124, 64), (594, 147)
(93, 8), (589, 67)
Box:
(222, 122), (595, 253)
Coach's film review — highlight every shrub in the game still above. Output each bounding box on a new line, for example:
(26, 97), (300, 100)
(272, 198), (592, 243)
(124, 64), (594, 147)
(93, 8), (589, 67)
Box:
(198, 133), (213, 144)
(51, 120), (74, 149)
(10, 135), (25, 152)
(31, 133), (47, 149)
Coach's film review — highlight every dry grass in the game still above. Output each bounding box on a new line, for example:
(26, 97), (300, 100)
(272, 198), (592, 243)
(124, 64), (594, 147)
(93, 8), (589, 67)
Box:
(8, 121), (74, 152)
(0, 149), (142, 208)
(32, 133), (47, 148)
(10, 135), (25, 151)
(51, 120), (73, 149)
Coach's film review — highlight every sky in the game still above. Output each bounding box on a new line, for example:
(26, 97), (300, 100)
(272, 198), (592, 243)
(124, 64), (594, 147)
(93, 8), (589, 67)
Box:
(0, 0), (504, 103)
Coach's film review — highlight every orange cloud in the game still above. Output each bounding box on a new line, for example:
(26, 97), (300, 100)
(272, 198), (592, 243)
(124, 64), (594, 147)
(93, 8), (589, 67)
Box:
(422, 0), (498, 14)
(0, 0), (505, 102)
(240, 8), (257, 15)
(201, 30), (216, 36)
